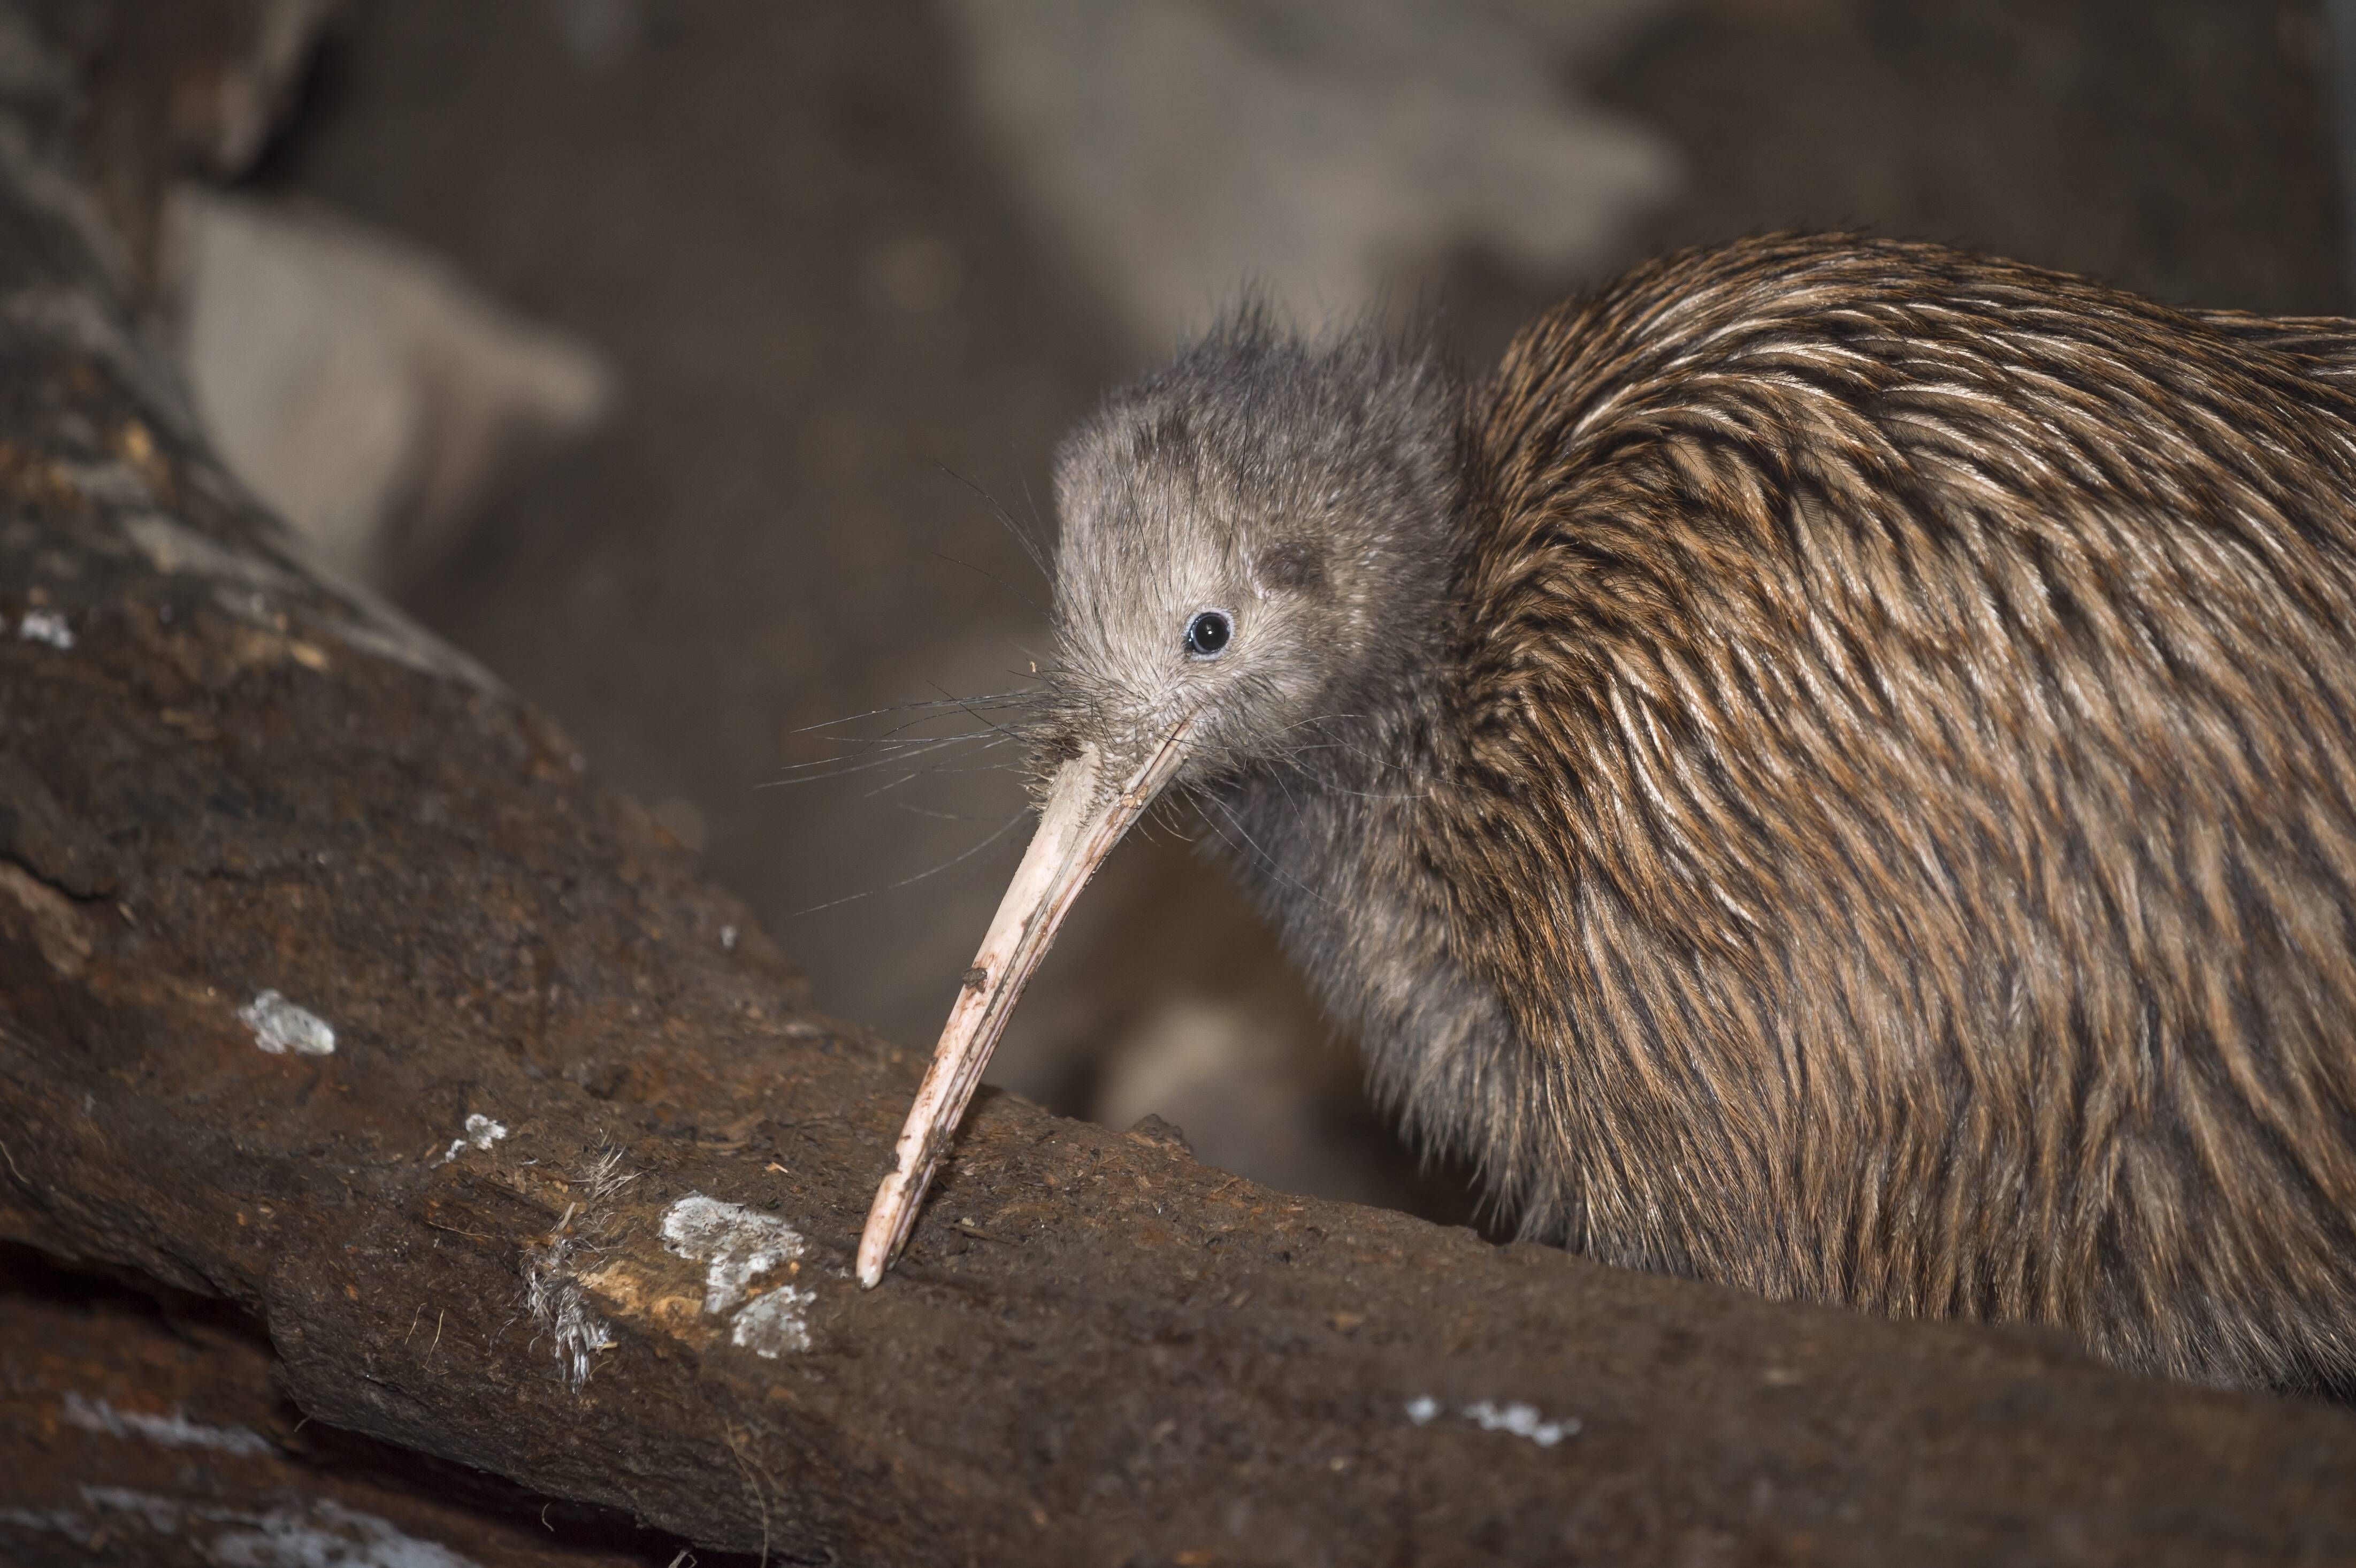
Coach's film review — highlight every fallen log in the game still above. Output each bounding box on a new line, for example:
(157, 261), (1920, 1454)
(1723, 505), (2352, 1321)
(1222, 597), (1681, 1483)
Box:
(1, 14), (2354, 1568)
(0, 1246), (686, 1566)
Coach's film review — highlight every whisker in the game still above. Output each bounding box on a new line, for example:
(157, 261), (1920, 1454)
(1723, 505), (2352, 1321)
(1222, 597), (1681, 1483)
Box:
(863, 736), (1018, 797)
(928, 549), (1045, 617)
(935, 461), (1053, 583)
(785, 693), (1032, 738)
(760, 732), (1002, 788)
(1018, 474), (1054, 566)
(891, 800), (1016, 822)
(923, 681), (1030, 745)
(773, 729), (1004, 765)
(766, 689), (1040, 785)
(1271, 745), (1421, 801)
(779, 807), (1031, 919)
(1195, 789), (1333, 909)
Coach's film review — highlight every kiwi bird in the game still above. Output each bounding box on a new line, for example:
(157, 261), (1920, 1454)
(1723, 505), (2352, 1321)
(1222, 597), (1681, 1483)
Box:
(858, 234), (2356, 1390)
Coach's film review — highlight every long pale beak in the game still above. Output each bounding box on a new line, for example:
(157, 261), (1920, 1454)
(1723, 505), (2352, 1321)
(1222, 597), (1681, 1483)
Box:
(856, 720), (1194, 1286)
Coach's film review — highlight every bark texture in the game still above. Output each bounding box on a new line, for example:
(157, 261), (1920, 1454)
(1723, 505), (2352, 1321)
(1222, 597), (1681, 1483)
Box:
(0, 1248), (686, 1565)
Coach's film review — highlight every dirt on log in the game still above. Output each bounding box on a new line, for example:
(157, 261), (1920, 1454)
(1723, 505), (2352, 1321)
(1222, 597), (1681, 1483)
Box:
(1, 21), (2355, 1568)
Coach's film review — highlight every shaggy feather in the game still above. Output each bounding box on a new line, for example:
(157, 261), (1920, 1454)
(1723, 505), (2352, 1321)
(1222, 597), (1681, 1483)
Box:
(1043, 236), (2356, 1389)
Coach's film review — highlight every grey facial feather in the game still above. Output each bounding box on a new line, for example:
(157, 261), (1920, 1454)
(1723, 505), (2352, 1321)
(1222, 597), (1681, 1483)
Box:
(1041, 310), (1467, 795)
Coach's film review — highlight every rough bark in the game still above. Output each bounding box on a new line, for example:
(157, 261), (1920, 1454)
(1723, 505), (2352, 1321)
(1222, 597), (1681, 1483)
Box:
(0, 10), (2354, 1567)
(0, 1247), (689, 1565)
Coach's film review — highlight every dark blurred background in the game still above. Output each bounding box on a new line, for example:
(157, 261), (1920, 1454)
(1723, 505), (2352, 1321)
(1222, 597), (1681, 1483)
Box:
(170, 0), (2346, 1218)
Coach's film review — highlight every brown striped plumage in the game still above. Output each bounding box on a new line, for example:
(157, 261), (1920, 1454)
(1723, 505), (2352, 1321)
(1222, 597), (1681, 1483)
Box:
(878, 234), (2356, 1386)
(1420, 239), (2356, 1386)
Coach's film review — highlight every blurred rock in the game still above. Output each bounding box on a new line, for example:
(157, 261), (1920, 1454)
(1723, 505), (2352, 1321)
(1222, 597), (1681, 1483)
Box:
(161, 184), (615, 589)
(943, 0), (1684, 346)
(1094, 992), (1406, 1206)
(32, 0), (352, 281)
(186, 0), (346, 174)
(542, 0), (641, 70)
(1608, 0), (2343, 317)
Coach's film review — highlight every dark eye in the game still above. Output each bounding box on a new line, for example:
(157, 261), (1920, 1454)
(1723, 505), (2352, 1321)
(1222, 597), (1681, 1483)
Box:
(1184, 609), (1233, 659)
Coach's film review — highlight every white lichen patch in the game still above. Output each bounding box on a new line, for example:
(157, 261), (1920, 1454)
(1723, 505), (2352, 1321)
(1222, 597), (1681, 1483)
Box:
(435, 1112), (508, 1164)
(17, 607), (72, 648)
(237, 990), (336, 1055)
(729, 1284), (817, 1358)
(61, 1392), (273, 1457)
(1464, 1399), (1577, 1447)
(660, 1192), (806, 1314)
(1404, 1396), (1578, 1448)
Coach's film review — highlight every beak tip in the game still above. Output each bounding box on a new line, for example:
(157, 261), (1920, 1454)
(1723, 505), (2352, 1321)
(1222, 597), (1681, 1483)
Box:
(855, 1193), (901, 1287)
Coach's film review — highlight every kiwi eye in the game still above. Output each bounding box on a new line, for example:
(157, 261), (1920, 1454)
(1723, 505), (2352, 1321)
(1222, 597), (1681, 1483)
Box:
(1184, 609), (1233, 659)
